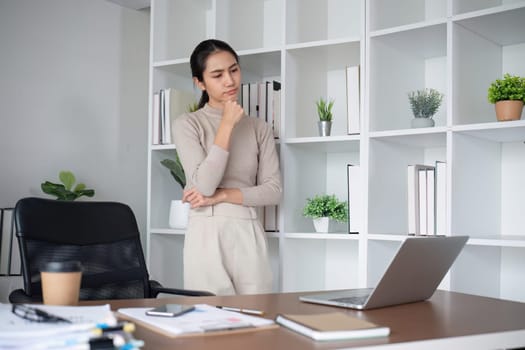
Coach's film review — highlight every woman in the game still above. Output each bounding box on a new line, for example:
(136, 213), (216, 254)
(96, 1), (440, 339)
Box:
(173, 39), (282, 295)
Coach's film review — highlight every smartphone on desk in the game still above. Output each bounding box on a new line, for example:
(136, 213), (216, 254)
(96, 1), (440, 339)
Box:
(145, 304), (195, 317)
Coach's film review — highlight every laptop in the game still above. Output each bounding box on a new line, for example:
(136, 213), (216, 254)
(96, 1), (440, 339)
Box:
(300, 236), (468, 310)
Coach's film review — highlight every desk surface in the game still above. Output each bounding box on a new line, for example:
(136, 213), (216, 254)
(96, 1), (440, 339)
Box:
(82, 290), (525, 350)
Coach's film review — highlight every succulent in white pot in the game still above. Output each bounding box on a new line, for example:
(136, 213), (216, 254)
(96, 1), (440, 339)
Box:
(408, 88), (444, 128)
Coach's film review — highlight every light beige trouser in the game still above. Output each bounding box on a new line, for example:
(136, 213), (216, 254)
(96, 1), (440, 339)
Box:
(183, 203), (273, 296)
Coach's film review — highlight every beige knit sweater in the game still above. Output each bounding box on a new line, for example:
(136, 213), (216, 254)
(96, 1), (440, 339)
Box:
(173, 104), (282, 207)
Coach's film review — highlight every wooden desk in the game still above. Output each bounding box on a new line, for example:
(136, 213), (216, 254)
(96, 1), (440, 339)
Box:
(82, 290), (525, 350)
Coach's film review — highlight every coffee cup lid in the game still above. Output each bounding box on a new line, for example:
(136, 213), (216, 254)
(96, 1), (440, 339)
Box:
(41, 261), (82, 272)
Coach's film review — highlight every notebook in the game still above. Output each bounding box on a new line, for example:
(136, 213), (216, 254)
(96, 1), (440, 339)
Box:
(300, 236), (468, 310)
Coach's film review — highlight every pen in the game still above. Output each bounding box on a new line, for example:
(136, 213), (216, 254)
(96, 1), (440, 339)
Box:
(216, 306), (265, 316)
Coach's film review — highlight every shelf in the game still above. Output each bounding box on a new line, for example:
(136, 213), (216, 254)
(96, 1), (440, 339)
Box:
(369, 0), (447, 32)
(369, 23), (447, 132)
(284, 136), (360, 152)
(369, 128), (447, 148)
(216, 0), (282, 52)
(284, 232), (359, 240)
(367, 233), (408, 242)
(370, 18), (447, 38)
(285, 41), (361, 138)
(148, 0), (525, 301)
(452, 1), (525, 21)
(286, 0), (361, 45)
(453, 120), (525, 142)
(151, 228), (185, 236)
(467, 235), (525, 248)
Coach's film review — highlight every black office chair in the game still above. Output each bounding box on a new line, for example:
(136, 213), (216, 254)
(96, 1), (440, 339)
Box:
(9, 197), (213, 303)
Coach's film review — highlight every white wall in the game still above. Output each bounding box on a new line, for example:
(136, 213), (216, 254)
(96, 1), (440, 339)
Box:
(0, 1), (149, 241)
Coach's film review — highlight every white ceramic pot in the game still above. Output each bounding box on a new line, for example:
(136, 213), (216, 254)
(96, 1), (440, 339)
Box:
(168, 200), (190, 229)
(313, 217), (330, 233)
(411, 118), (435, 128)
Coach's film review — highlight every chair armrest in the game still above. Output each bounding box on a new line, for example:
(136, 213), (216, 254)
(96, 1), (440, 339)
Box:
(149, 281), (215, 297)
(9, 289), (43, 304)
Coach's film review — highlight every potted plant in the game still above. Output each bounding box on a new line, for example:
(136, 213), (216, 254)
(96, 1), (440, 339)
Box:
(41, 170), (95, 200)
(316, 97), (335, 136)
(161, 150), (190, 229)
(303, 194), (348, 233)
(487, 73), (525, 121)
(407, 88), (444, 128)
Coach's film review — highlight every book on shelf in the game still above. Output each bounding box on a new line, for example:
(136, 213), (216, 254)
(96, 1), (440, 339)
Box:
(249, 82), (259, 118)
(258, 82), (267, 122)
(407, 164), (435, 235)
(256, 205), (279, 232)
(275, 312), (390, 341)
(159, 89), (167, 144)
(346, 65), (360, 135)
(151, 92), (161, 145)
(263, 205), (279, 232)
(163, 88), (196, 145)
(265, 81), (273, 125)
(240, 80), (281, 139)
(435, 161), (447, 236)
(241, 84), (250, 112)
(422, 167), (436, 235)
(152, 88), (196, 145)
(272, 81), (281, 138)
(347, 164), (362, 234)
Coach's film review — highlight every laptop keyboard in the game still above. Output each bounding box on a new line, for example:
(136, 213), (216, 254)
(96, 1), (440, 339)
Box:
(331, 295), (369, 305)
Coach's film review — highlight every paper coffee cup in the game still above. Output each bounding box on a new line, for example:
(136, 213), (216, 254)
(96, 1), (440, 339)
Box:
(40, 261), (82, 306)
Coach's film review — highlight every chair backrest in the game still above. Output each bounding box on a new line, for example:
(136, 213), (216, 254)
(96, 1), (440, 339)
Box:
(15, 197), (151, 300)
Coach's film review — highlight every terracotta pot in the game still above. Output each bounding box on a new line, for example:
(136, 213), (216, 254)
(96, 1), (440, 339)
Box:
(495, 100), (524, 121)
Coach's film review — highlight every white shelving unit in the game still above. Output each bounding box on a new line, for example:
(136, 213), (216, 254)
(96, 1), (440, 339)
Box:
(146, 0), (525, 302)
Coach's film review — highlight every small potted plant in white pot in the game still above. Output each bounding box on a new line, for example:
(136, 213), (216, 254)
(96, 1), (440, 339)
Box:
(488, 73), (525, 121)
(316, 97), (335, 136)
(303, 194), (348, 233)
(408, 88), (444, 128)
(161, 150), (190, 229)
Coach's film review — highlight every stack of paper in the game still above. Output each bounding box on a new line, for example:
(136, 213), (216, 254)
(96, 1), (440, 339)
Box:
(0, 304), (136, 349)
(118, 304), (277, 337)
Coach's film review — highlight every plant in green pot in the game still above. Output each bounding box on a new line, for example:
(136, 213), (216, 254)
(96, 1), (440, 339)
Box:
(408, 88), (444, 128)
(41, 170), (95, 200)
(161, 150), (190, 229)
(303, 194), (348, 233)
(487, 73), (525, 121)
(316, 97), (334, 136)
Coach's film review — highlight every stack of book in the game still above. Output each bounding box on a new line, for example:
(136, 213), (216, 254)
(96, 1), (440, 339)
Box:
(240, 81), (281, 138)
(152, 88), (197, 145)
(407, 161), (447, 236)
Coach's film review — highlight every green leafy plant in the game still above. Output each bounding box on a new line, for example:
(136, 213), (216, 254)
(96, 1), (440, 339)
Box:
(41, 170), (95, 200)
(487, 73), (525, 104)
(187, 101), (199, 112)
(408, 88), (444, 118)
(316, 97), (335, 122)
(161, 150), (186, 189)
(303, 194), (348, 222)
